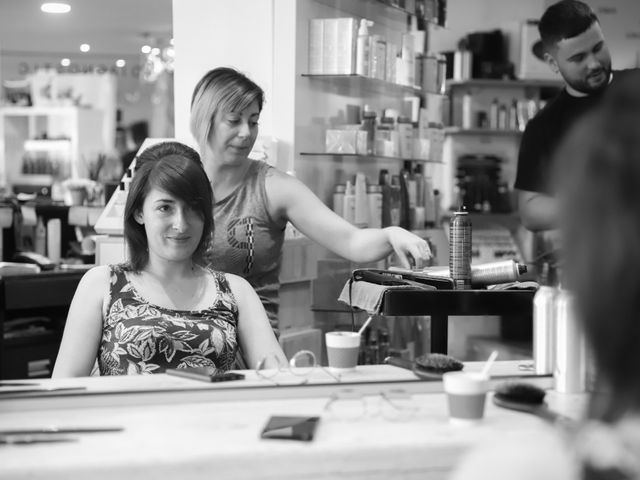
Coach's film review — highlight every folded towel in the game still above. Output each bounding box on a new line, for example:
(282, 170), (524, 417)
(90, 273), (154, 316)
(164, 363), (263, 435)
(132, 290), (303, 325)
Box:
(338, 279), (414, 314)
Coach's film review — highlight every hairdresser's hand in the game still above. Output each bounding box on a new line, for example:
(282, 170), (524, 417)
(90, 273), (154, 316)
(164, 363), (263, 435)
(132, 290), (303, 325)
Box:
(384, 227), (432, 269)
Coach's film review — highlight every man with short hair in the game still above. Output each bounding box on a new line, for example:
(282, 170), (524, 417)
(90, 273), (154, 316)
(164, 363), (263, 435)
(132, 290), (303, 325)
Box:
(515, 0), (634, 232)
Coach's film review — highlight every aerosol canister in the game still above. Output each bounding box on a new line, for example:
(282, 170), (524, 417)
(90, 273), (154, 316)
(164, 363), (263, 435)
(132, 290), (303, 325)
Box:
(554, 289), (587, 393)
(470, 259), (527, 286)
(449, 208), (472, 289)
(533, 286), (556, 375)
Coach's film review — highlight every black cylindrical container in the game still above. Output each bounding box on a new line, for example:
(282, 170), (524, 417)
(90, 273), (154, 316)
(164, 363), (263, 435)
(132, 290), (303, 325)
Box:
(449, 208), (472, 289)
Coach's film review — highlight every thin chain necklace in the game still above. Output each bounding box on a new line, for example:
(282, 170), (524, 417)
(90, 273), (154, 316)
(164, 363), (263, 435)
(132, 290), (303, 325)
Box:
(141, 265), (208, 310)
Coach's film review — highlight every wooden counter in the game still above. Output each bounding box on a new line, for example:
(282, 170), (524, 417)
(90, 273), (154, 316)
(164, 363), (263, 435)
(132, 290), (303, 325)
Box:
(0, 363), (585, 480)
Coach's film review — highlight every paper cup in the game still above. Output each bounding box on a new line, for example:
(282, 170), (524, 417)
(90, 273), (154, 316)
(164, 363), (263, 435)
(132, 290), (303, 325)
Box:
(443, 371), (489, 426)
(325, 331), (360, 372)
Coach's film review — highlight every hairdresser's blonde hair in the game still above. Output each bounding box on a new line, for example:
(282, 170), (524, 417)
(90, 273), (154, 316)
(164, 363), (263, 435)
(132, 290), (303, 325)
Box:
(190, 67), (264, 153)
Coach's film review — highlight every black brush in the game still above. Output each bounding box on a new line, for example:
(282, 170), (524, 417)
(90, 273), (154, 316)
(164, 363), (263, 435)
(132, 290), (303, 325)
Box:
(493, 382), (572, 425)
(386, 353), (463, 380)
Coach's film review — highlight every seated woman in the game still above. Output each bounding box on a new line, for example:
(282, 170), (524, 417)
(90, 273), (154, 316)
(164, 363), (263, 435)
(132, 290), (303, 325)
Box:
(452, 72), (640, 480)
(53, 141), (286, 377)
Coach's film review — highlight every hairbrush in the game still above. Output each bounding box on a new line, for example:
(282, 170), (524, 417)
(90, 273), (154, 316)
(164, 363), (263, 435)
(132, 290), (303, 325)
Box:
(493, 381), (572, 425)
(386, 353), (464, 380)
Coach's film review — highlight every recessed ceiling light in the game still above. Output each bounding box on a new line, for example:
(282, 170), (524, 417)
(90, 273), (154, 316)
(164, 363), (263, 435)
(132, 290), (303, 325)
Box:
(41, 3), (71, 14)
(141, 45), (151, 54)
(80, 43), (90, 52)
(115, 59), (126, 68)
(60, 58), (70, 67)
(151, 47), (160, 55)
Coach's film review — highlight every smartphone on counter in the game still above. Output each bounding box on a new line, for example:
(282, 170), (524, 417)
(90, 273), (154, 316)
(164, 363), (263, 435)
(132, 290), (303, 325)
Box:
(166, 366), (245, 383)
(260, 416), (320, 442)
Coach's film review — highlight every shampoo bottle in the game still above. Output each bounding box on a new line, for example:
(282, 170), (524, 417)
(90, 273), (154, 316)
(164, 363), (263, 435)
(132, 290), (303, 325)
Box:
(354, 172), (369, 227)
(343, 180), (356, 224)
(356, 19), (373, 76)
(35, 217), (46, 256)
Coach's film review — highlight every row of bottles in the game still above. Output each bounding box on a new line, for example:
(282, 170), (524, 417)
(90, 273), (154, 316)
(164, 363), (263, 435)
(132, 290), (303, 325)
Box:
(460, 94), (545, 131)
(21, 151), (71, 177)
(332, 161), (441, 231)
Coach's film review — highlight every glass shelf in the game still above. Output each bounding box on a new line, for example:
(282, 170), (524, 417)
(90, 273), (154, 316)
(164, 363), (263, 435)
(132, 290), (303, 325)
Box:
(444, 127), (523, 136)
(302, 74), (424, 96)
(299, 152), (442, 163)
(446, 79), (563, 90)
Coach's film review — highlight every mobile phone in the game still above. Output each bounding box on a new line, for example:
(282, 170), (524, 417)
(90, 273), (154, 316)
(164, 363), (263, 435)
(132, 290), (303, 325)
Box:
(260, 416), (320, 442)
(166, 366), (245, 383)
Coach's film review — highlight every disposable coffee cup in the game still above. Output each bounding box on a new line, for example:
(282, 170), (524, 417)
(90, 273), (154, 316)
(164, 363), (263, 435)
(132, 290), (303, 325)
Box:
(443, 371), (489, 426)
(325, 331), (360, 372)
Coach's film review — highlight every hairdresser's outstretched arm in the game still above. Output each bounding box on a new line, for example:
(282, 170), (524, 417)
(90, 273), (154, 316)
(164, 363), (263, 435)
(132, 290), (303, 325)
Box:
(52, 266), (108, 378)
(266, 170), (431, 269)
(227, 274), (287, 369)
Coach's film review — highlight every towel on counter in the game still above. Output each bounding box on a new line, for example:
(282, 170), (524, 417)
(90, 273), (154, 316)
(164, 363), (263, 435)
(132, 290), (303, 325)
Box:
(338, 279), (414, 314)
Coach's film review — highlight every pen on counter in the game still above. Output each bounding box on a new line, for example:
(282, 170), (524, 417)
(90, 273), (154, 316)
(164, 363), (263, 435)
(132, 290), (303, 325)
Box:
(0, 434), (78, 445)
(0, 386), (87, 395)
(0, 426), (123, 435)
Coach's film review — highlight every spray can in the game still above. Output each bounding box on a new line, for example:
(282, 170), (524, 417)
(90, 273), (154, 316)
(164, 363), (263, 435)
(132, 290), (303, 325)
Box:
(554, 289), (587, 393)
(425, 259), (526, 286)
(449, 208), (472, 289)
(470, 259), (527, 286)
(533, 286), (556, 375)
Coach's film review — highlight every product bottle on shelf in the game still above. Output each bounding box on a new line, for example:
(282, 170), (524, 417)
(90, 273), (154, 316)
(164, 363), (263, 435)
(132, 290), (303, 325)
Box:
(379, 169), (392, 227)
(390, 175), (402, 227)
(398, 167), (412, 230)
(367, 184), (383, 229)
(354, 172), (369, 227)
(332, 184), (346, 217)
(462, 91), (472, 129)
(343, 180), (356, 224)
(356, 19), (373, 76)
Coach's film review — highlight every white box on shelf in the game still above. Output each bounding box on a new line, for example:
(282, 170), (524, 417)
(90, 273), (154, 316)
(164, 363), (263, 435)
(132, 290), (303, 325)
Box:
(308, 19), (324, 74)
(325, 129), (357, 154)
(335, 18), (358, 75)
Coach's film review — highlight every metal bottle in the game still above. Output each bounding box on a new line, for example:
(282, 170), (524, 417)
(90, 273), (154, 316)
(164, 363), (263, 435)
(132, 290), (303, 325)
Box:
(533, 286), (556, 375)
(554, 289), (587, 393)
(449, 208), (472, 289)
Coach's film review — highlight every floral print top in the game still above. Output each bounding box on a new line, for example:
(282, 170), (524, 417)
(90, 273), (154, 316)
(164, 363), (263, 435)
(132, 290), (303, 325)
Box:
(98, 263), (238, 375)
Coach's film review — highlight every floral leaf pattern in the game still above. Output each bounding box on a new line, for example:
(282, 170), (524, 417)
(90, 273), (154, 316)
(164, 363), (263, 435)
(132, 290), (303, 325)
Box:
(98, 264), (238, 375)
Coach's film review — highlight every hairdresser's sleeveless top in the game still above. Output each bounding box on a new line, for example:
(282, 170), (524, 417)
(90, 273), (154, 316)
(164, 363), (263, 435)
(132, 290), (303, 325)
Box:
(98, 263), (238, 375)
(207, 160), (284, 335)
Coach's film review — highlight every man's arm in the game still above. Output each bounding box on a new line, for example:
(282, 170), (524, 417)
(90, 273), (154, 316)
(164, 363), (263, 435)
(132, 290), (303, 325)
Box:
(518, 190), (558, 232)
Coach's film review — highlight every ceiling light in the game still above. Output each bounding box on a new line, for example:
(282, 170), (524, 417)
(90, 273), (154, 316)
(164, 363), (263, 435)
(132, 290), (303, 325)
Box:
(41, 3), (71, 14)
(80, 43), (90, 52)
(60, 58), (70, 67)
(141, 45), (151, 54)
(116, 59), (126, 68)
(151, 47), (160, 55)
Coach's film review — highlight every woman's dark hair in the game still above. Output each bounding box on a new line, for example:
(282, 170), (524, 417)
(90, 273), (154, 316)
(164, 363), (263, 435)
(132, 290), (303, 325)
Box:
(559, 71), (640, 422)
(539, 0), (599, 51)
(124, 141), (213, 271)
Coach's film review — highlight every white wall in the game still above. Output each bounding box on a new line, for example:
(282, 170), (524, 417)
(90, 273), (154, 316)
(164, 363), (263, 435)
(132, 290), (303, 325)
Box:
(172, 0), (275, 147)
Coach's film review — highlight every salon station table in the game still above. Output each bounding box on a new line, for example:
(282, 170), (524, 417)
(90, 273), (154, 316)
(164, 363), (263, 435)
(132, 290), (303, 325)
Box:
(380, 289), (536, 354)
(0, 362), (585, 480)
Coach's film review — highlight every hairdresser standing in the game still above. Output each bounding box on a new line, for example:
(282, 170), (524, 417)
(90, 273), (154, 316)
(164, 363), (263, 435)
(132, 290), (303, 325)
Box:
(515, 0), (636, 233)
(190, 67), (431, 335)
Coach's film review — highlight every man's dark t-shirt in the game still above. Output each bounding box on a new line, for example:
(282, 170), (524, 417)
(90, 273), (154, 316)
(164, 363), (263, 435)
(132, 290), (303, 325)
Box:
(514, 70), (635, 195)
